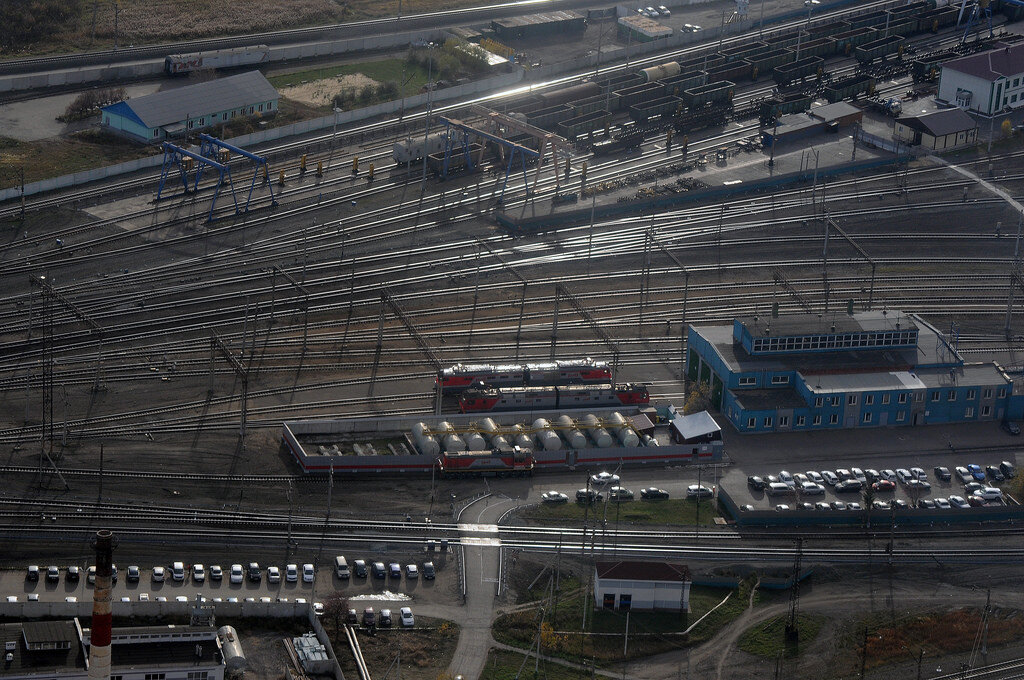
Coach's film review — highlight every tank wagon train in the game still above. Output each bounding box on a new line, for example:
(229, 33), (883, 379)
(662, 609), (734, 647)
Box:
(437, 358), (612, 393)
(457, 383), (650, 412)
(283, 407), (724, 475)
(165, 45), (270, 75)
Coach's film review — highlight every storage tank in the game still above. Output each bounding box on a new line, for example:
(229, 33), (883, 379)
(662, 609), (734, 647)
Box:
(641, 61), (682, 83)
(412, 422), (440, 457)
(479, 418), (510, 449)
(581, 413), (614, 448)
(217, 625), (247, 675)
(642, 434), (659, 447)
(556, 415), (588, 449)
(531, 418), (563, 451)
(464, 429), (488, 451)
(512, 424), (535, 449)
(438, 421), (467, 452)
(607, 412), (641, 447)
(536, 82), (601, 107)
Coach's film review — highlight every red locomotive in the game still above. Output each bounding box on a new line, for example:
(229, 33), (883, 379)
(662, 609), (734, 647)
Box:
(435, 447), (535, 478)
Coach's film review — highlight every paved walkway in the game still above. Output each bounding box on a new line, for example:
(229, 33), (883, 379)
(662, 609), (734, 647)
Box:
(930, 153), (1024, 214)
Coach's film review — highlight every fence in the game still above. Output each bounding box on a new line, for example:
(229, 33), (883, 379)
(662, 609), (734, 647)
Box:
(0, 69), (524, 205)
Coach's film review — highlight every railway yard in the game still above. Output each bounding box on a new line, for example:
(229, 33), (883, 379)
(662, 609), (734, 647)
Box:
(8, 0), (1024, 678)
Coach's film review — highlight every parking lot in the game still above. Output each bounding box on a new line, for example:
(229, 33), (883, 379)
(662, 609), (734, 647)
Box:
(729, 457), (1018, 514)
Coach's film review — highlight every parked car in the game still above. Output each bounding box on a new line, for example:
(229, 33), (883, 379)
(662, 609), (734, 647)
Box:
(46, 566), (60, 583)
(964, 482), (985, 495)
(1001, 420), (1021, 435)
(267, 566), (281, 583)
(799, 481), (825, 495)
(973, 487), (1003, 501)
(779, 471), (795, 487)
(248, 562), (262, 583)
(967, 464), (986, 481)
(87, 566), (96, 584)
(847, 502), (863, 511)
(864, 469), (880, 483)
(303, 564), (315, 583)
(372, 562), (386, 579)
(740, 504), (755, 511)
(400, 606), (415, 627)
(775, 504), (791, 511)
(389, 562), (402, 579)
(892, 499), (909, 509)
(934, 498), (952, 509)
(406, 564), (419, 579)
(124, 565), (139, 583)
(193, 564), (206, 583)
(1000, 461), (1017, 478)
(793, 473), (810, 485)
(379, 609), (393, 627)
(139, 593), (150, 602)
(968, 495), (986, 507)
(210, 565), (223, 581)
(880, 469), (898, 483)
(363, 607), (376, 626)
(230, 564), (244, 584)
(872, 500), (891, 510)
(641, 487), (669, 499)
(766, 482), (794, 496)
(956, 466), (972, 484)
(911, 467), (927, 482)
(541, 490), (569, 503)
(806, 471), (825, 485)
(947, 495), (969, 508)
(152, 566), (165, 583)
(576, 488), (603, 503)
(917, 499), (936, 509)
(67, 566), (80, 582)
(686, 484), (713, 499)
(851, 468), (868, 484)
(985, 465), (1005, 482)
(906, 479), (931, 493)
(347, 608), (358, 624)
(284, 564), (298, 583)
(590, 471), (620, 486)
(797, 502), (814, 510)
(609, 486), (634, 501)
(815, 502), (831, 511)
(658, 5), (671, 15)
(422, 562), (435, 580)
(830, 501), (848, 510)
(835, 468), (852, 481)
(835, 479), (863, 493)
(314, 602), (325, 616)
(747, 476), (767, 491)
(934, 466), (951, 481)
(821, 470), (840, 486)
(896, 469), (913, 484)
(872, 480), (896, 492)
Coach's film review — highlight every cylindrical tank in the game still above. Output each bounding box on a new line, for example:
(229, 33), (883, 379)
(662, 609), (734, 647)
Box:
(556, 415), (588, 449)
(217, 626), (247, 674)
(464, 430), (487, 451)
(642, 434), (659, 447)
(537, 81), (601, 107)
(438, 421), (467, 453)
(581, 413), (614, 448)
(479, 417), (511, 449)
(412, 422), (440, 457)
(607, 412), (641, 447)
(641, 61), (682, 83)
(512, 424), (535, 449)
(531, 418), (563, 451)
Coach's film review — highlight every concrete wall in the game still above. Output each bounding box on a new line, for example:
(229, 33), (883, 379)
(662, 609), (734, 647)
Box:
(0, 69), (524, 205)
(0, 598), (319, 619)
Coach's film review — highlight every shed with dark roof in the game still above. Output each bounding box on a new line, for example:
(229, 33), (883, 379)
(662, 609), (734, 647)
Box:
(101, 70), (278, 143)
(593, 560), (692, 611)
(894, 108), (978, 150)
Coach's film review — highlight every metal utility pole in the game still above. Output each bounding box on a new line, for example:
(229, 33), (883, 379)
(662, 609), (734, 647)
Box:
(552, 284), (622, 379)
(786, 538), (803, 641)
(210, 330), (249, 448)
(653, 238), (690, 380)
(420, 44), (436, 189)
(639, 229), (653, 335)
(1004, 215), (1024, 337)
(825, 216), (877, 309)
(378, 288), (443, 412)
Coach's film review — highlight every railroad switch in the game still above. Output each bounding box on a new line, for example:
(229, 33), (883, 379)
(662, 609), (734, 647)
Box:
(316, 161), (323, 178)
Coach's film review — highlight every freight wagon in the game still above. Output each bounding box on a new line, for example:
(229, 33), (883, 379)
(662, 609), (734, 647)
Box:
(436, 447), (535, 477)
(824, 74), (874, 102)
(911, 49), (959, 82)
(916, 6), (958, 32)
(534, 82), (602, 108)
(613, 82), (664, 110)
(758, 92), (814, 125)
(673, 101), (731, 134)
(845, 10), (891, 30)
(591, 132), (646, 156)
(426, 143), (484, 178)
(829, 27), (878, 56)
(569, 94), (612, 117)
(439, 358), (613, 392)
(744, 49), (795, 81)
(718, 41), (769, 63)
(641, 61), (682, 83)
(706, 61), (754, 84)
(854, 35), (904, 64)
(558, 110), (612, 140)
(661, 70), (707, 97)
(393, 132), (448, 164)
(773, 56), (823, 86)
(165, 45), (270, 75)
(457, 383), (650, 412)
(789, 37), (836, 60)
(630, 96), (683, 122)
(681, 81), (734, 107)
(527, 104), (574, 130)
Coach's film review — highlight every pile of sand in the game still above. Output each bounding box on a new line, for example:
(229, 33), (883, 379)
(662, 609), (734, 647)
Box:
(279, 74), (381, 107)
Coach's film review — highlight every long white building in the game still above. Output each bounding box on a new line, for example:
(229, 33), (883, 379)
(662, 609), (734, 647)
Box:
(593, 560), (691, 612)
(938, 42), (1024, 115)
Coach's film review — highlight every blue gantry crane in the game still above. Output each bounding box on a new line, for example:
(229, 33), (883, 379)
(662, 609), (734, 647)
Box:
(957, 0), (993, 43)
(436, 116), (540, 201)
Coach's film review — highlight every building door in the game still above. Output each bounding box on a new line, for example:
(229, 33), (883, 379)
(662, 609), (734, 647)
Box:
(913, 412), (922, 426)
(619, 594), (632, 611)
(879, 412), (888, 426)
(603, 594), (615, 609)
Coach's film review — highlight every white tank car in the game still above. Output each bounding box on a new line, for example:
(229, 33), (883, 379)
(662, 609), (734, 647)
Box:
(412, 422), (440, 456)
(438, 421), (467, 452)
(582, 413), (614, 448)
(607, 412), (640, 447)
(393, 132), (448, 164)
(556, 415), (588, 449)
(532, 418), (563, 451)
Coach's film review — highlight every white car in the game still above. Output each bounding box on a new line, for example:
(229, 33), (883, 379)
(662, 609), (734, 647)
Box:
(835, 468), (852, 481)
(400, 606), (415, 627)
(176, 596), (189, 603)
(896, 468), (913, 484)
(658, 5), (671, 15)
(313, 602), (325, 617)
(851, 468), (867, 484)
(911, 467), (927, 481)
(805, 471), (824, 484)
(65, 596), (77, 603)
(171, 561), (185, 582)
(152, 566), (165, 583)
(646, 6), (659, 16)
(406, 564), (419, 579)
(821, 470), (839, 486)
(120, 596), (131, 603)
(541, 490), (569, 503)
(955, 466), (972, 484)
(973, 487), (1003, 501)
(192, 564), (205, 583)
(209, 565), (223, 581)
(230, 564), (244, 584)
(303, 564), (315, 583)
(139, 593), (150, 602)
(934, 497), (953, 509)
(880, 469), (898, 483)
(590, 471), (620, 486)
(285, 564), (299, 583)
(27, 594), (38, 602)
(267, 566), (281, 583)
(778, 470), (795, 487)
(260, 596), (272, 603)
(6, 596), (16, 603)
(799, 481), (825, 495)
(227, 597), (239, 603)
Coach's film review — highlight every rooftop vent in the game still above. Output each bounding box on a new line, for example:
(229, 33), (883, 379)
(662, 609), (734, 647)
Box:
(4, 642), (15, 652)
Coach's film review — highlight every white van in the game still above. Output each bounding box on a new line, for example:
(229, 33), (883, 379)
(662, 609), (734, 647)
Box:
(766, 482), (794, 497)
(335, 556), (350, 579)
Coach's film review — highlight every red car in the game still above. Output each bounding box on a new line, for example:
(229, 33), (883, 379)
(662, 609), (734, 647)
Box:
(871, 479), (896, 492)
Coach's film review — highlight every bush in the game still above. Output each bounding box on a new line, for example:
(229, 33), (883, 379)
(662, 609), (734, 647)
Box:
(0, 0), (83, 49)
(61, 86), (127, 122)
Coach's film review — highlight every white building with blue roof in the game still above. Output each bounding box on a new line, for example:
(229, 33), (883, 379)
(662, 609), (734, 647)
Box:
(101, 70), (278, 143)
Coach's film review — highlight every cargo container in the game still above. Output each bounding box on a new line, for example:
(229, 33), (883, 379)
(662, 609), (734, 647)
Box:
(854, 35), (904, 63)
(911, 49), (958, 82)
(788, 37), (835, 60)
(641, 61), (682, 83)
(526, 104), (574, 130)
(492, 10), (586, 39)
(773, 56), (823, 86)
(823, 74), (874, 102)
(829, 27), (877, 56)
(661, 70), (707, 97)
(558, 110), (612, 140)
(630, 96), (683, 122)
(718, 41), (769, 62)
(681, 80), (735, 107)
(613, 82), (664, 111)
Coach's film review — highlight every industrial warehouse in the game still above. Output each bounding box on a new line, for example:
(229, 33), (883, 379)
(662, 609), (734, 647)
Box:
(7, 0), (1024, 676)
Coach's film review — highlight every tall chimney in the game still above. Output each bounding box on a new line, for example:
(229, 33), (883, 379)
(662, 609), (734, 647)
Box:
(88, 530), (114, 680)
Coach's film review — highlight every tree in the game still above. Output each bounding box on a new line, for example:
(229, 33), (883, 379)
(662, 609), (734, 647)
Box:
(0, 0), (83, 49)
(861, 485), (876, 528)
(683, 381), (712, 414)
(321, 592), (349, 633)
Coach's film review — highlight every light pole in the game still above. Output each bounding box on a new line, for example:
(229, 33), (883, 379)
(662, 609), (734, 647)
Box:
(420, 43), (436, 189)
(329, 107), (340, 168)
(805, 0), (820, 25)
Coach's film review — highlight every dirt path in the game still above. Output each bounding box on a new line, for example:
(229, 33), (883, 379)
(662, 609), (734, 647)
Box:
(279, 74), (380, 107)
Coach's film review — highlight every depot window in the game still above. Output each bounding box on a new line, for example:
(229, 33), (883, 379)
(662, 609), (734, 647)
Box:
(896, 411), (906, 422)
(829, 414), (838, 424)
(948, 390), (957, 402)
(813, 415), (822, 425)
(764, 417), (773, 428)
(965, 407), (975, 418)
(771, 375), (789, 385)
(739, 377), (756, 386)
(862, 412), (872, 423)
(865, 395), (874, 406)
(779, 416), (789, 427)
(796, 416), (805, 426)
(747, 418), (756, 428)
(898, 393), (907, 404)
(814, 397), (823, 407)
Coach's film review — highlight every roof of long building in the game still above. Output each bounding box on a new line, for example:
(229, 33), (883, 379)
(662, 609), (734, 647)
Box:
(942, 42), (1024, 81)
(102, 70), (277, 129)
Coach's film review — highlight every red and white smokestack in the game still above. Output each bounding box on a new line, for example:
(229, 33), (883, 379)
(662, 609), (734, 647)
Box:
(88, 530), (114, 680)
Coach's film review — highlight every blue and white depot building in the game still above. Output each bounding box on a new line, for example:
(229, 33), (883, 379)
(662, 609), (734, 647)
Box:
(687, 310), (1023, 433)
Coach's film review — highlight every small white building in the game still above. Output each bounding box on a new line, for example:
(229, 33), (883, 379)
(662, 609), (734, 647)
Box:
(594, 560), (691, 612)
(938, 43), (1024, 115)
(894, 108), (979, 151)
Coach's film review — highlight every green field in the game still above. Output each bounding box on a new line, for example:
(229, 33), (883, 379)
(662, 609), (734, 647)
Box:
(738, 614), (826, 658)
(523, 498), (722, 526)
(268, 58), (430, 93)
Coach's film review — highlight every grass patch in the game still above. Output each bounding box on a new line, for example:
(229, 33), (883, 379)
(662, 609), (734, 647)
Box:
(737, 614), (826, 658)
(327, 616), (459, 679)
(493, 577), (755, 665)
(523, 498), (722, 526)
(268, 58), (430, 92)
(0, 130), (152, 190)
(483, 649), (593, 679)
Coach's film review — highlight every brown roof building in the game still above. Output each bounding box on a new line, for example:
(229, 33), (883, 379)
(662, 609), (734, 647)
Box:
(593, 561), (692, 611)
